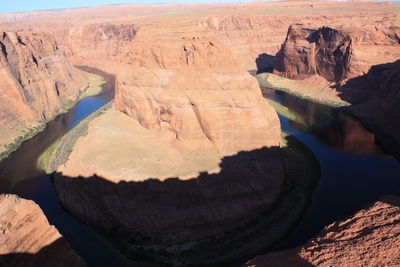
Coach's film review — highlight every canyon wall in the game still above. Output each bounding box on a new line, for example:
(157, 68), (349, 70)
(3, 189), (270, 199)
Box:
(58, 23), (137, 74)
(244, 195), (400, 267)
(0, 194), (86, 266)
(274, 23), (400, 83)
(0, 31), (90, 155)
(273, 23), (400, 154)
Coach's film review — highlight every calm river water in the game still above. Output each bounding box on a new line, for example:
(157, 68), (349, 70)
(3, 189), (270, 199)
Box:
(0, 71), (399, 266)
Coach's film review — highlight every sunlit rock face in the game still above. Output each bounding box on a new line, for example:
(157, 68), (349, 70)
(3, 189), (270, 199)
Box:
(0, 194), (86, 267)
(244, 195), (400, 267)
(115, 25), (281, 155)
(59, 23), (137, 74)
(0, 30), (89, 151)
(274, 23), (400, 84)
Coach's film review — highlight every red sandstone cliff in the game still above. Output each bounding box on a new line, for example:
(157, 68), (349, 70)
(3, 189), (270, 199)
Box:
(58, 23), (137, 73)
(0, 31), (89, 155)
(244, 195), (400, 267)
(274, 23), (400, 83)
(273, 23), (400, 155)
(0, 194), (86, 266)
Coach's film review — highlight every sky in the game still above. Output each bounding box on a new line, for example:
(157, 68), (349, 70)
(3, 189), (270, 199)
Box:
(0, 0), (250, 14)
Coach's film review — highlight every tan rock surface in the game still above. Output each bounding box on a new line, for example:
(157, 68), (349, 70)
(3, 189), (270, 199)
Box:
(244, 195), (400, 267)
(0, 194), (86, 266)
(115, 25), (281, 155)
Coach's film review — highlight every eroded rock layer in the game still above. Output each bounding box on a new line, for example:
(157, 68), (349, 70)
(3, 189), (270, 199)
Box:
(60, 23), (137, 73)
(115, 25), (281, 154)
(0, 31), (89, 153)
(244, 195), (400, 267)
(274, 23), (400, 83)
(0, 194), (86, 267)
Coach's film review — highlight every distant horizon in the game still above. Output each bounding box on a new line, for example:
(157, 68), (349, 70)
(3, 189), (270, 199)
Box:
(0, 0), (254, 14)
(1, 0), (399, 14)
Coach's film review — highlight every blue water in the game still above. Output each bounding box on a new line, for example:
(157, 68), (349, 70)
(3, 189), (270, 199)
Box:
(263, 89), (400, 250)
(0, 67), (132, 267)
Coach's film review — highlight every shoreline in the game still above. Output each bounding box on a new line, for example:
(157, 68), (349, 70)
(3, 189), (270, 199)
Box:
(0, 73), (105, 162)
(256, 72), (400, 163)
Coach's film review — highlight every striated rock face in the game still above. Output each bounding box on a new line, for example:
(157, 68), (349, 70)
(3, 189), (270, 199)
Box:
(273, 23), (400, 154)
(0, 31), (89, 152)
(244, 195), (400, 267)
(274, 23), (400, 83)
(0, 194), (86, 266)
(59, 23), (137, 73)
(115, 25), (281, 155)
(274, 25), (352, 83)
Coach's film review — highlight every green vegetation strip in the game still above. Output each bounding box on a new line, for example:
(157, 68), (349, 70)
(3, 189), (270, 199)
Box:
(38, 101), (113, 174)
(0, 75), (105, 162)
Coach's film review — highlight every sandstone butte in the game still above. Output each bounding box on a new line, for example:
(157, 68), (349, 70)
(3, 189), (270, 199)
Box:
(244, 195), (400, 267)
(0, 0), (399, 266)
(0, 194), (86, 266)
(53, 24), (295, 266)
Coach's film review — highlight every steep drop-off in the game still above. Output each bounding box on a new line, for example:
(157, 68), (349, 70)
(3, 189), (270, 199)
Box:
(0, 194), (86, 266)
(58, 23), (137, 73)
(244, 195), (400, 267)
(274, 23), (400, 84)
(272, 23), (400, 155)
(0, 31), (90, 157)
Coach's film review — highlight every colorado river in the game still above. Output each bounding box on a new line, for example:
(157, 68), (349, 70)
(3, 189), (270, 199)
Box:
(0, 69), (399, 266)
(0, 67), (132, 266)
(262, 88), (400, 251)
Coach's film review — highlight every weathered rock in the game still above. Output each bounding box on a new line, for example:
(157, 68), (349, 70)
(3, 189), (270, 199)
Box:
(60, 23), (137, 73)
(115, 25), (281, 155)
(244, 195), (400, 267)
(0, 30), (89, 154)
(274, 23), (400, 83)
(0, 194), (86, 267)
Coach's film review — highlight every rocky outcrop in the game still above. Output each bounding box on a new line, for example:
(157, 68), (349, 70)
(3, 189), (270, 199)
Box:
(273, 23), (400, 155)
(59, 23), (137, 73)
(115, 25), (281, 154)
(345, 60), (400, 157)
(0, 194), (86, 266)
(0, 30), (90, 155)
(244, 195), (400, 267)
(274, 24), (400, 83)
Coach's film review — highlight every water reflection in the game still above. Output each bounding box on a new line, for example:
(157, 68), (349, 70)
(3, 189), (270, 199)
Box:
(0, 66), (114, 192)
(263, 88), (385, 156)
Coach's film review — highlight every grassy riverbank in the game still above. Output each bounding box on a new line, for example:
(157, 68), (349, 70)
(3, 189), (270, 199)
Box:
(37, 101), (113, 173)
(0, 75), (105, 162)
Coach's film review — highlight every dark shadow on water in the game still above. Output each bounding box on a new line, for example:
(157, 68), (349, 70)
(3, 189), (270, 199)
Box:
(52, 144), (318, 267)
